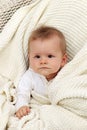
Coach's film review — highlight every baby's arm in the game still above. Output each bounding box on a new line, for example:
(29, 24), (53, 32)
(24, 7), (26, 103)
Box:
(16, 106), (30, 119)
(15, 70), (33, 118)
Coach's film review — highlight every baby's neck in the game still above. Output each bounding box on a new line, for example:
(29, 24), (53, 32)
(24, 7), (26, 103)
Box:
(46, 72), (58, 81)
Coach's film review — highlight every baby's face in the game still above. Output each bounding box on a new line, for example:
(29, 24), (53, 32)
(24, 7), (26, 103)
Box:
(29, 35), (67, 80)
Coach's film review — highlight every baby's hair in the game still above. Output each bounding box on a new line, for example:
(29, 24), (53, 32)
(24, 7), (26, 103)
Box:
(28, 25), (66, 54)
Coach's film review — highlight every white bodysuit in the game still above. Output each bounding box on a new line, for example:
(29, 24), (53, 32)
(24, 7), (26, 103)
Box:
(16, 68), (49, 110)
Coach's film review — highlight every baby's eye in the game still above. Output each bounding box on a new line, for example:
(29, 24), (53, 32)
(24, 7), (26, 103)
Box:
(48, 55), (54, 58)
(34, 55), (40, 58)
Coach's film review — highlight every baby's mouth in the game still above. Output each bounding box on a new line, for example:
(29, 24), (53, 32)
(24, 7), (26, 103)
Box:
(39, 67), (49, 69)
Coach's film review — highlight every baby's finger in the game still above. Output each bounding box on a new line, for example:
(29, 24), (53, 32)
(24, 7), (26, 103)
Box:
(22, 108), (28, 115)
(19, 109), (25, 117)
(16, 112), (22, 119)
(26, 107), (30, 113)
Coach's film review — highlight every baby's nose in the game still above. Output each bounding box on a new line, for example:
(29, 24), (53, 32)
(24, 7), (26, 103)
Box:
(40, 57), (47, 64)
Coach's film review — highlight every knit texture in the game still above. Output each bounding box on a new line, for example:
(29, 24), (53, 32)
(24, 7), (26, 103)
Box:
(0, 0), (87, 129)
(0, 0), (34, 32)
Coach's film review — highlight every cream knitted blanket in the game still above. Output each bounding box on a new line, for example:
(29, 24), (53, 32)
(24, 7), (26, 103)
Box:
(0, 0), (87, 129)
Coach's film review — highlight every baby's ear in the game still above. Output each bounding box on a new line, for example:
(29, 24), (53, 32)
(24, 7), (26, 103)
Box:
(61, 53), (67, 67)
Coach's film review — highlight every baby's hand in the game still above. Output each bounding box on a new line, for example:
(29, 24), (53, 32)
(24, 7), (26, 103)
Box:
(16, 106), (30, 119)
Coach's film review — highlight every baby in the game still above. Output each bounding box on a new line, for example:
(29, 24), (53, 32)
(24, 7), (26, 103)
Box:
(15, 25), (67, 119)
